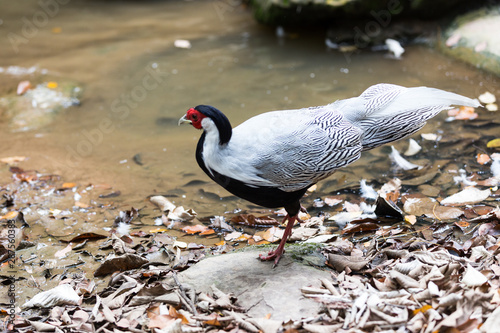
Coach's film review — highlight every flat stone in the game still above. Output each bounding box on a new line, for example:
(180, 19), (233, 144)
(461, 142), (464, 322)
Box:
(440, 6), (500, 76)
(178, 246), (331, 322)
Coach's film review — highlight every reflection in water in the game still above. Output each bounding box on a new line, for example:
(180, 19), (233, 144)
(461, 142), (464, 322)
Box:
(1, 0), (499, 218)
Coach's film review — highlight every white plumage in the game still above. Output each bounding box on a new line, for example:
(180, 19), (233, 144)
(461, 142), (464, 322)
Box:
(200, 84), (479, 192)
(180, 83), (480, 265)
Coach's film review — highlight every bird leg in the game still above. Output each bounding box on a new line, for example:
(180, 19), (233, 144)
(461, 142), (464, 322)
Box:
(258, 214), (297, 267)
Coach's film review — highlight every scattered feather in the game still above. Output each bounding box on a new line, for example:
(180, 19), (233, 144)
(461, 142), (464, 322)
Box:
(116, 222), (131, 236)
(385, 39), (404, 59)
(325, 38), (339, 49)
(404, 138), (421, 156)
(359, 202), (376, 214)
(389, 146), (423, 170)
(360, 180), (378, 200)
(453, 169), (477, 186)
(174, 39), (191, 49)
(491, 154), (500, 178)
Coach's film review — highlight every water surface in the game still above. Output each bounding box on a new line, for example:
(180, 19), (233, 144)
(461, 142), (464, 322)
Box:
(1, 0), (499, 218)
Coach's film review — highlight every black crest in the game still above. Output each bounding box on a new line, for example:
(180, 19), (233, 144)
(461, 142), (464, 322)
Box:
(194, 105), (232, 145)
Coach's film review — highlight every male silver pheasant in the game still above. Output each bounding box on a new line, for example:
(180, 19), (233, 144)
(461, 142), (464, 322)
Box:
(179, 83), (479, 266)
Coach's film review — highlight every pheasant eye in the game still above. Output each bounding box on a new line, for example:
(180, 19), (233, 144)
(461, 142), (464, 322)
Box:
(192, 114), (198, 121)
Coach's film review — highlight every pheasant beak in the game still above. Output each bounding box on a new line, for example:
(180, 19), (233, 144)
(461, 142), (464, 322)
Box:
(178, 114), (191, 126)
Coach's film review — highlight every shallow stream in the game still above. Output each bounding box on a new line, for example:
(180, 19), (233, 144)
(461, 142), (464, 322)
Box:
(1, 1), (499, 228)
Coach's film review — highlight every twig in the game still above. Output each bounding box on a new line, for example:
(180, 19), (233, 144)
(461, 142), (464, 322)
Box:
(222, 310), (259, 333)
(320, 277), (340, 296)
(173, 272), (198, 315)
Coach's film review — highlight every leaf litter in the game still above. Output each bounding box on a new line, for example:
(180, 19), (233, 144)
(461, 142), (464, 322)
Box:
(3, 101), (500, 332)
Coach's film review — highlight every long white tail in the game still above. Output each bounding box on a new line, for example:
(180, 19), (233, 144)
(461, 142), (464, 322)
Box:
(334, 84), (480, 150)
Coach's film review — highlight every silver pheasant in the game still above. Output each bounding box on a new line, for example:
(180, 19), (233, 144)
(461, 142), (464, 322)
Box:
(179, 83), (480, 265)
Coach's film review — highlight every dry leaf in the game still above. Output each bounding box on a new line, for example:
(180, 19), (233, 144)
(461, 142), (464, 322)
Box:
(230, 214), (278, 226)
(75, 201), (89, 208)
(224, 231), (242, 241)
(477, 154), (491, 165)
(440, 187), (490, 206)
(0, 156), (26, 165)
(258, 226), (284, 242)
(327, 254), (369, 271)
(404, 197), (463, 219)
(0, 211), (19, 220)
(182, 224), (209, 234)
(404, 215), (417, 225)
(200, 229), (215, 236)
(462, 263), (488, 286)
(54, 244), (72, 258)
(487, 138), (500, 148)
(22, 284), (80, 308)
(486, 103), (498, 111)
(94, 253), (148, 277)
(17, 81), (32, 95)
(478, 92), (496, 104)
(447, 106), (478, 120)
(150, 195), (176, 212)
(413, 304), (432, 315)
(324, 197), (342, 206)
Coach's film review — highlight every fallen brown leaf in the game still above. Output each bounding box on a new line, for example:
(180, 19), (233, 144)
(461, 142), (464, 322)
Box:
(182, 224), (209, 234)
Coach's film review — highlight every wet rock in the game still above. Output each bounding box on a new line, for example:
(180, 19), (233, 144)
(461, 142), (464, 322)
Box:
(178, 246), (330, 321)
(439, 6), (500, 76)
(418, 184), (441, 197)
(0, 80), (81, 132)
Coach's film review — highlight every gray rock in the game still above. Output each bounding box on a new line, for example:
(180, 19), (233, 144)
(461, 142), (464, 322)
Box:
(0, 80), (81, 132)
(439, 6), (500, 76)
(178, 246), (331, 322)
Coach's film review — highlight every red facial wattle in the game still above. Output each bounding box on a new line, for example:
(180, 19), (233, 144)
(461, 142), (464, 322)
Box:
(186, 108), (206, 129)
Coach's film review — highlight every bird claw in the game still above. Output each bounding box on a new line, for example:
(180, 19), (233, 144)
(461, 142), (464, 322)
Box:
(259, 249), (284, 267)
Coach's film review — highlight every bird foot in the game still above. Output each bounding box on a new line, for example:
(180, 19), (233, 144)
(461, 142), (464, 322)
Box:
(258, 214), (297, 267)
(259, 248), (285, 267)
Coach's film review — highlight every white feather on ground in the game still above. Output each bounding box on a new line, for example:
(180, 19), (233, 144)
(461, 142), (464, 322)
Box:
(389, 146), (423, 170)
(360, 180), (378, 200)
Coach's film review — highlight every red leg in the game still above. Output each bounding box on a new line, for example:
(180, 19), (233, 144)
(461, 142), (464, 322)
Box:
(259, 214), (297, 266)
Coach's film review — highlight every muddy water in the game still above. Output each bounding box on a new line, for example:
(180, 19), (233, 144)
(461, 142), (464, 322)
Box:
(1, 0), (500, 219)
